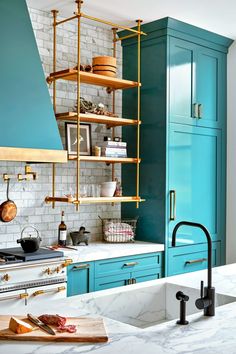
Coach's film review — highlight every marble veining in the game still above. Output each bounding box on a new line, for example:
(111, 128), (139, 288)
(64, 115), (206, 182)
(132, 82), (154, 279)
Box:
(61, 241), (164, 263)
(2, 264), (236, 353)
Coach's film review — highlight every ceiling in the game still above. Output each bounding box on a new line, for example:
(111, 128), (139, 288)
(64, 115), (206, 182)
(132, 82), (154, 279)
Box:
(26, 0), (236, 39)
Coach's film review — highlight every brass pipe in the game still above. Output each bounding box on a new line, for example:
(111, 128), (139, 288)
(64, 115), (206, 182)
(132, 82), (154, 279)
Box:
(56, 14), (78, 26)
(112, 27), (118, 186)
(52, 10), (58, 209)
(115, 33), (139, 42)
(81, 12), (146, 36)
(136, 19), (142, 208)
(76, 0), (82, 211)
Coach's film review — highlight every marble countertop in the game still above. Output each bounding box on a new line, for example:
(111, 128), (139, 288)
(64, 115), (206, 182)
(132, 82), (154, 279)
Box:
(61, 241), (165, 263)
(2, 263), (236, 354)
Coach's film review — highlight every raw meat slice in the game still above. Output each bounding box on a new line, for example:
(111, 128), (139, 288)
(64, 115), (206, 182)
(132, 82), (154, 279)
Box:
(57, 324), (77, 333)
(38, 314), (66, 327)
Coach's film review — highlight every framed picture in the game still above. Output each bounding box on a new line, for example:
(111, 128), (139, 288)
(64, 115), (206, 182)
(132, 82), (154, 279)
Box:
(65, 123), (92, 156)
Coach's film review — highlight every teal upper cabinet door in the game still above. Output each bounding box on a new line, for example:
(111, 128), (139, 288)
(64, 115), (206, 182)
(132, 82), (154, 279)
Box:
(168, 123), (222, 246)
(169, 37), (197, 125)
(169, 37), (225, 128)
(196, 46), (225, 128)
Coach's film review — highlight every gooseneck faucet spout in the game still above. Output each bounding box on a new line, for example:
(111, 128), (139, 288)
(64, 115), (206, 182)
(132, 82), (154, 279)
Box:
(172, 221), (215, 316)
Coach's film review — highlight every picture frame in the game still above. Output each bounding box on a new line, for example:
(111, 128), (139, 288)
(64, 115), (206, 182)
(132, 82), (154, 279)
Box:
(65, 123), (92, 156)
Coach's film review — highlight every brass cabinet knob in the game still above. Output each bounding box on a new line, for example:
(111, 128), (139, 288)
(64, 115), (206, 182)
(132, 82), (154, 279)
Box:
(2, 273), (10, 281)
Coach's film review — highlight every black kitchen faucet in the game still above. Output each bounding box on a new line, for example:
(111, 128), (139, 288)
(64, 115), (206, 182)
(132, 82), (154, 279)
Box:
(172, 221), (215, 316)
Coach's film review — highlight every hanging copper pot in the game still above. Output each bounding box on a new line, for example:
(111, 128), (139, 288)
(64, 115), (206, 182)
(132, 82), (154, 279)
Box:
(0, 179), (17, 222)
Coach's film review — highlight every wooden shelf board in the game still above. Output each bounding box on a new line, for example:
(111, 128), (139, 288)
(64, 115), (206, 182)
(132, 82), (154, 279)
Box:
(45, 196), (143, 205)
(56, 112), (141, 127)
(68, 156), (140, 164)
(48, 69), (140, 90)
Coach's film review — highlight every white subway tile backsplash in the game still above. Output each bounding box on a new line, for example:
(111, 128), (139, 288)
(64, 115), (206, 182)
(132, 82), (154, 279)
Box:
(0, 7), (123, 248)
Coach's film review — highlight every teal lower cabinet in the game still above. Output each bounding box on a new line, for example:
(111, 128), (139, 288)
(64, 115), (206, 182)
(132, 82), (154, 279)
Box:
(131, 268), (162, 284)
(94, 273), (131, 291)
(67, 261), (95, 296)
(94, 252), (163, 292)
(67, 253), (163, 296)
(167, 242), (221, 276)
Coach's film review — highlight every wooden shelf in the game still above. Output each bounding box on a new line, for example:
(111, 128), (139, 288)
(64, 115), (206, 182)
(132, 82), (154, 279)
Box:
(47, 69), (140, 90)
(45, 196), (143, 205)
(56, 112), (141, 127)
(68, 156), (141, 164)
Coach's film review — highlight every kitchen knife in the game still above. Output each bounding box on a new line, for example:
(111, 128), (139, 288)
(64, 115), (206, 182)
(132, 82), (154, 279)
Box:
(27, 314), (56, 335)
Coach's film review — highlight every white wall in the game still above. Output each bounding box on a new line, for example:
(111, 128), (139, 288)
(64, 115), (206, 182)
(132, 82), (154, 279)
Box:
(226, 41), (236, 263)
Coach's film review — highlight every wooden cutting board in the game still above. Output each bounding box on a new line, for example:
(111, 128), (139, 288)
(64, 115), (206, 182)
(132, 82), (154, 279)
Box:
(0, 315), (108, 343)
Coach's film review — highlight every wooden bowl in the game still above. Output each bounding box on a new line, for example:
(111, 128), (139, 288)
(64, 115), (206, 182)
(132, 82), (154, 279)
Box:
(92, 56), (117, 77)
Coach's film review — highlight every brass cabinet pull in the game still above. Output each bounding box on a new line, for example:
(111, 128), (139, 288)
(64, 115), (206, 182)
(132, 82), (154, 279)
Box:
(72, 264), (90, 270)
(0, 292), (28, 301)
(123, 262), (139, 267)
(170, 190), (176, 221)
(33, 286), (66, 296)
(193, 103), (199, 118)
(198, 104), (203, 118)
(185, 258), (207, 265)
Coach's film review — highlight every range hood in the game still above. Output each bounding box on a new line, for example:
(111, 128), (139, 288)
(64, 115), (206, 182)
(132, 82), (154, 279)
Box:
(0, 0), (67, 163)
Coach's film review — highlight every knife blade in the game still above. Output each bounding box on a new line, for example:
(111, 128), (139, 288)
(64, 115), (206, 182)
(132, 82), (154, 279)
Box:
(27, 314), (56, 335)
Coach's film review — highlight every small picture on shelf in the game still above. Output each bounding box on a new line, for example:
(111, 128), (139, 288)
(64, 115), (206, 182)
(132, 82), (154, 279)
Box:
(65, 123), (92, 156)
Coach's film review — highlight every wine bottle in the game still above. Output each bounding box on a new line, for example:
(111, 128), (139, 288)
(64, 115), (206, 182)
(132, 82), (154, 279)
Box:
(58, 211), (67, 246)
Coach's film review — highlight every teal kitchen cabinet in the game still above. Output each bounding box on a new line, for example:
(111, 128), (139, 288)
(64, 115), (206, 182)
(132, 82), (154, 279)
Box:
(167, 241), (221, 276)
(67, 253), (163, 295)
(168, 124), (222, 246)
(94, 252), (163, 291)
(120, 18), (233, 276)
(67, 261), (95, 296)
(169, 37), (226, 129)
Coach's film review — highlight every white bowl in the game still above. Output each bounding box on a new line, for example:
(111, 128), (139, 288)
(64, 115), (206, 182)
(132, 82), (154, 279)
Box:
(100, 181), (116, 197)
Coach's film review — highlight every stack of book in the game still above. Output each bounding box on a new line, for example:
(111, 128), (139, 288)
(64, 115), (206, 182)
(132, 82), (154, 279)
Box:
(101, 141), (127, 158)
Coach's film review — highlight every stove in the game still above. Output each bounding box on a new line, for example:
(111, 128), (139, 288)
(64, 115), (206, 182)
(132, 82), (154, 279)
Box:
(0, 247), (63, 264)
(0, 247), (70, 311)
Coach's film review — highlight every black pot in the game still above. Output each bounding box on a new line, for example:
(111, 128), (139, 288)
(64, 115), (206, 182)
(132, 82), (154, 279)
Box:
(17, 226), (42, 253)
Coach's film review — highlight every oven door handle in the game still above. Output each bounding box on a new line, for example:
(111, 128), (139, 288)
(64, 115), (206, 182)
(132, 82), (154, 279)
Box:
(32, 286), (66, 297)
(0, 292), (28, 301)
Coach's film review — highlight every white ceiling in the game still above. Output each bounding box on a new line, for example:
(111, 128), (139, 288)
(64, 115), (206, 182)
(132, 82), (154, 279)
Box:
(26, 0), (236, 39)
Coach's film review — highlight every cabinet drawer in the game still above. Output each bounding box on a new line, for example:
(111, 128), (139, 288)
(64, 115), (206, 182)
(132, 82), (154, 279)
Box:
(132, 268), (162, 284)
(167, 242), (220, 276)
(95, 253), (162, 278)
(94, 273), (131, 291)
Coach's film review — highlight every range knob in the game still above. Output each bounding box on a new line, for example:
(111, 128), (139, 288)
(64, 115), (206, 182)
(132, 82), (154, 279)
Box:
(45, 268), (53, 275)
(2, 273), (11, 282)
(55, 266), (61, 273)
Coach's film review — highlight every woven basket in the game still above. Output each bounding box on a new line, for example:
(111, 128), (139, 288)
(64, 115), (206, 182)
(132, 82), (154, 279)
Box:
(100, 217), (138, 243)
(92, 56), (117, 77)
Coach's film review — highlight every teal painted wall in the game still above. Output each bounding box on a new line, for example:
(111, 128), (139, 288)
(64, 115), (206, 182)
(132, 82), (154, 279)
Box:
(0, 0), (63, 150)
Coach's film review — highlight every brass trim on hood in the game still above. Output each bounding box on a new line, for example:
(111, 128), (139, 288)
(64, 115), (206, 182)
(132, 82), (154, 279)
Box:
(0, 147), (67, 163)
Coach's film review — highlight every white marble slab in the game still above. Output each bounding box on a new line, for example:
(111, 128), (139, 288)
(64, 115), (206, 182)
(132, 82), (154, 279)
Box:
(61, 241), (164, 263)
(2, 263), (236, 353)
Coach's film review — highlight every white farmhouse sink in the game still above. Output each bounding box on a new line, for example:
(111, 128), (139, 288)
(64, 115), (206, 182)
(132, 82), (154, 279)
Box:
(86, 282), (236, 329)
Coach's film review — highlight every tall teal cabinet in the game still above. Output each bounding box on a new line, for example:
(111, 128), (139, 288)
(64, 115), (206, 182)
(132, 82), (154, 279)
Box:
(121, 18), (233, 276)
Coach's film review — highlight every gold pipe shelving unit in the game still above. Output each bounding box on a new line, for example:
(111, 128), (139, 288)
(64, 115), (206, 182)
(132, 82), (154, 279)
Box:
(45, 0), (145, 209)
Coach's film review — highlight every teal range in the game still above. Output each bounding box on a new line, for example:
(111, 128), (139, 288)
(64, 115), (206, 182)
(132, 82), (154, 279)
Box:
(120, 17), (233, 276)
